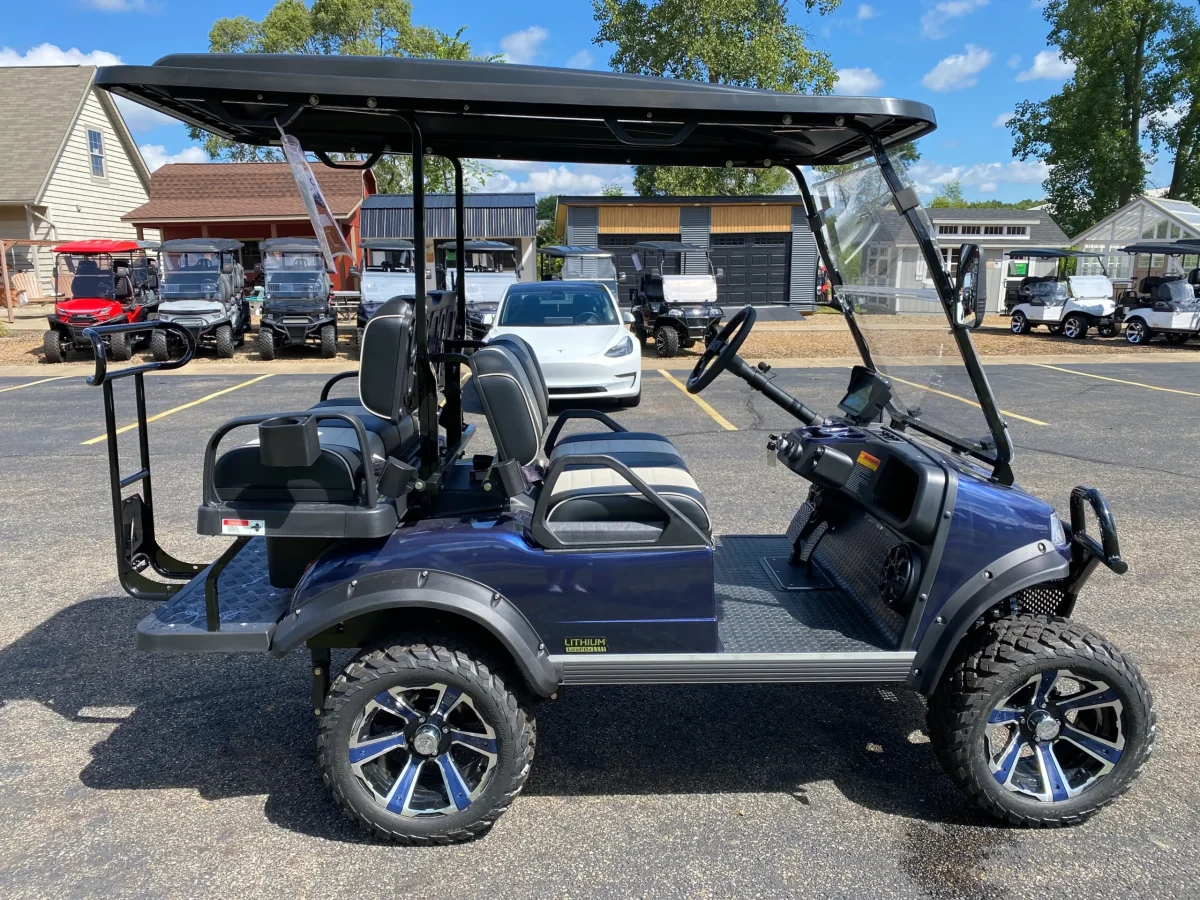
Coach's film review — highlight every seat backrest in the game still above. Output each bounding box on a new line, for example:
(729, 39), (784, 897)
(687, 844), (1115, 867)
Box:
(487, 333), (549, 429)
(358, 296), (415, 422)
(1188, 268), (1200, 287)
(425, 290), (458, 358)
(471, 343), (544, 466)
(642, 273), (665, 302)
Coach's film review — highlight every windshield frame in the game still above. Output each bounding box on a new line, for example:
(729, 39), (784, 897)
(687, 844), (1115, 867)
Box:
(791, 146), (1015, 481)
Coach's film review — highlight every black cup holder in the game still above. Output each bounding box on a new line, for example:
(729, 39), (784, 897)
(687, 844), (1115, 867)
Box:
(258, 415), (320, 468)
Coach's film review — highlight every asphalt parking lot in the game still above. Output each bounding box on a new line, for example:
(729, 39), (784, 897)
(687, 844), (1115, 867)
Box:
(1, 357), (1198, 899)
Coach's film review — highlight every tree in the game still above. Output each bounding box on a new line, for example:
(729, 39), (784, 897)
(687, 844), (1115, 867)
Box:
(926, 181), (1044, 209)
(600, 182), (625, 196)
(194, 0), (495, 192)
(1009, 0), (1178, 234)
(593, 0), (842, 196)
(1150, 5), (1200, 204)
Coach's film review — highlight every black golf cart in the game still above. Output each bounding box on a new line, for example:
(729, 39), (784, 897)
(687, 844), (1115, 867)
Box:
(257, 237), (338, 359)
(152, 238), (249, 359)
(87, 55), (1152, 845)
(538, 245), (622, 300)
(627, 240), (724, 357)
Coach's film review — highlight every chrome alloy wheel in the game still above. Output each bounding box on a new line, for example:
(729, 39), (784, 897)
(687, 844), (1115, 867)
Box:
(985, 669), (1125, 803)
(348, 682), (498, 817)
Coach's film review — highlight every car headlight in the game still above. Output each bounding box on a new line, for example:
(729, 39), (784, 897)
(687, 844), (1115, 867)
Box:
(605, 335), (634, 357)
(668, 306), (685, 315)
(147, 311), (159, 320)
(710, 307), (724, 317)
(482, 313), (495, 325)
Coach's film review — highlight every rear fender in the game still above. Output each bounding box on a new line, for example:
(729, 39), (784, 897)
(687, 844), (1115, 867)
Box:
(271, 567), (560, 697)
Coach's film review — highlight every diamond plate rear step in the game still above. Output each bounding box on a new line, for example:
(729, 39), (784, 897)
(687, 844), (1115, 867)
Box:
(135, 539), (291, 653)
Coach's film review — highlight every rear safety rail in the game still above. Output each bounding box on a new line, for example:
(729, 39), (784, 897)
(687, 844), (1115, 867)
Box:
(83, 320), (205, 601)
(1069, 485), (1128, 574)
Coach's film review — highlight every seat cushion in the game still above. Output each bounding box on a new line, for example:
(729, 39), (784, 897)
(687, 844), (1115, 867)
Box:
(546, 462), (710, 534)
(214, 427), (385, 504)
(306, 400), (416, 457)
(550, 432), (685, 469)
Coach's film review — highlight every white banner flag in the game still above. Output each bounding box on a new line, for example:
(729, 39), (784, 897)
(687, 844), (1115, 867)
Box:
(279, 132), (355, 273)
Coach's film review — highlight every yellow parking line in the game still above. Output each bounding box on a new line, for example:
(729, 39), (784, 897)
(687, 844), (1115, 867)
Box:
(0, 375), (73, 394)
(884, 373), (1048, 427)
(1035, 363), (1200, 398)
(81, 374), (275, 445)
(658, 369), (737, 431)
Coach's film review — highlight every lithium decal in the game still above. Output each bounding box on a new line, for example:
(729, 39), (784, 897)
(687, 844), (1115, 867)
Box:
(564, 637), (607, 653)
(856, 451), (881, 472)
(221, 518), (265, 536)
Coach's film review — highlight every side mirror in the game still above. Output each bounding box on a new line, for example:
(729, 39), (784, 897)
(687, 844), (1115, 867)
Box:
(631, 252), (643, 273)
(622, 311), (634, 324)
(954, 243), (986, 329)
(618, 271), (627, 283)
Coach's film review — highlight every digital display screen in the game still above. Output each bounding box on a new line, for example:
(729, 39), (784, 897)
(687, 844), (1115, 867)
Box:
(840, 383), (873, 415)
(838, 366), (891, 422)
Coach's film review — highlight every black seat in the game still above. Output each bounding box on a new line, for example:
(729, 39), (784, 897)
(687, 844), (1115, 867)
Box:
(212, 297), (418, 505)
(641, 274), (665, 302)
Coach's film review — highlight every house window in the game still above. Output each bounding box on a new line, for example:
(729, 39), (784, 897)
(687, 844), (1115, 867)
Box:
(1006, 225), (1027, 236)
(940, 246), (961, 276)
(864, 244), (890, 282)
(88, 129), (105, 178)
(937, 224), (959, 235)
(984, 225), (1004, 235)
(961, 225), (981, 235)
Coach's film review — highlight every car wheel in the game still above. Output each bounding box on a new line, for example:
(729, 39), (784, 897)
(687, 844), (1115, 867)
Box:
(215, 324), (235, 359)
(110, 332), (131, 362)
(654, 326), (681, 358)
(928, 614), (1154, 827)
(1047, 324), (1064, 336)
(1164, 333), (1190, 345)
(1062, 314), (1089, 340)
(43, 329), (64, 364)
(1124, 318), (1150, 345)
(618, 390), (641, 408)
(258, 328), (276, 361)
(1010, 312), (1031, 334)
(317, 635), (536, 845)
(1097, 322), (1116, 338)
(320, 323), (338, 359)
(150, 329), (170, 362)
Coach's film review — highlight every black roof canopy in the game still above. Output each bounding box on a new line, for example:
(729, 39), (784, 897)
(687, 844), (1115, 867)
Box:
(538, 245), (613, 259)
(160, 238), (243, 252)
(1119, 241), (1200, 256)
(360, 237), (414, 250)
(95, 55), (937, 167)
(634, 240), (707, 253)
(437, 240), (515, 252)
(1007, 248), (1102, 260)
(261, 237), (322, 252)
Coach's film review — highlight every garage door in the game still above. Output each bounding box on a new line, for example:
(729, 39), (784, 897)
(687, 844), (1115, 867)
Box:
(598, 233), (681, 306)
(708, 233), (791, 306)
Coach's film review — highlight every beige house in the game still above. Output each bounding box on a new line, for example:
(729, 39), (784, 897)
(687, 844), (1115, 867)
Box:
(0, 65), (153, 296)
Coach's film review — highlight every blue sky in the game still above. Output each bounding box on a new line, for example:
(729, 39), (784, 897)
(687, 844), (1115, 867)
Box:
(1, 0), (1166, 202)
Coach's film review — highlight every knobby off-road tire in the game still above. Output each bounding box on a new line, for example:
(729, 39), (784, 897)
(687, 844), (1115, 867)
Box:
(928, 614), (1154, 827)
(320, 323), (338, 359)
(215, 325), (234, 359)
(43, 330), (64, 364)
(110, 332), (131, 362)
(318, 636), (536, 845)
(258, 328), (276, 361)
(655, 326), (681, 358)
(150, 328), (169, 362)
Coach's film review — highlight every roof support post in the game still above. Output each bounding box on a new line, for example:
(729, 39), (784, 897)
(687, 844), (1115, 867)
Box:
(438, 156), (467, 438)
(1, 240), (13, 324)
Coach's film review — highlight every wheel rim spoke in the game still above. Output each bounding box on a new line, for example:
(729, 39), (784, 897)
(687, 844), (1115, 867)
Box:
(1033, 669), (1059, 707)
(987, 706), (1022, 725)
(434, 685), (463, 718)
(1036, 744), (1071, 802)
(450, 729), (498, 756)
(1055, 685), (1120, 714)
(1058, 725), (1123, 766)
(384, 757), (424, 815)
(436, 755), (474, 811)
(348, 730), (407, 765)
(991, 731), (1026, 786)
(374, 689), (424, 724)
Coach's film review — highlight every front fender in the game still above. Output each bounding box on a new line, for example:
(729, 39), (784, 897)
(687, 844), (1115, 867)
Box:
(908, 541), (1070, 695)
(270, 567), (560, 697)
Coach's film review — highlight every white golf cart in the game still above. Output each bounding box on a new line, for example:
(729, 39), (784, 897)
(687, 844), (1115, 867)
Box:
(445, 239), (520, 338)
(1117, 240), (1200, 345)
(354, 238), (416, 358)
(1007, 249), (1118, 340)
(538, 245), (621, 300)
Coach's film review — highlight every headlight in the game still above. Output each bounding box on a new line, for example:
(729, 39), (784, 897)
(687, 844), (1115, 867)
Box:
(147, 312), (159, 320)
(710, 307), (724, 317)
(482, 314), (495, 325)
(668, 306), (684, 315)
(605, 335), (634, 357)
(1049, 512), (1067, 546)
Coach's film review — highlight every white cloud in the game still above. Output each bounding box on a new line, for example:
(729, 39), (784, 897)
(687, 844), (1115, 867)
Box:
(0, 42), (121, 67)
(857, 4), (878, 19)
(484, 164), (633, 196)
(992, 111), (1014, 128)
(834, 67), (884, 95)
(500, 27), (549, 65)
(138, 144), (207, 171)
(909, 159), (1050, 194)
(565, 49), (593, 69)
(83, 0), (150, 10)
(920, 0), (989, 39)
(921, 44), (993, 92)
(1158, 105), (1187, 127)
(1016, 50), (1075, 82)
(1008, 54), (1022, 69)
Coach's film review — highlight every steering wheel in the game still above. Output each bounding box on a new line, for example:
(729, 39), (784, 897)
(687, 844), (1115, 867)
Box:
(576, 312), (601, 324)
(687, 305), (756, 394)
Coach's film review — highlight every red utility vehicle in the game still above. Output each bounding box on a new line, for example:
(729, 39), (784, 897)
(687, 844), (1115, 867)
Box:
(43, 239), (160, 364)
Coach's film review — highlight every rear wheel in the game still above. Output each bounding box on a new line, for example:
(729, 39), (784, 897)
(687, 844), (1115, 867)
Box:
(318, 636), (536, 845)
(215, 324), (234, 359)
(1062, 314), (1089, 340)
(1124, 318), (1150, 345)
(1164, 333), (1190, 345)
(258, 328), (276, 361)
(110, 332), (131, 361)
(1097, 322), (1116, 338)
(1047, 324), (1064, 336)
(320, 323), (338, 359)
(43, 329), (64, 364)
(1010, 312), (1031, 334)
(929, 615), (1154, 827)
(654, 326), (681, 358)
(150, 329), (170, 362)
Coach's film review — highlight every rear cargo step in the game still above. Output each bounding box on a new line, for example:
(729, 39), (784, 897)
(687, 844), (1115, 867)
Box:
(136, 538), (291, 653)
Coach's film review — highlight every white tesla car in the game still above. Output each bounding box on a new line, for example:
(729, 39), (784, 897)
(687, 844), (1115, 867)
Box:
(487, 281), (641, 405)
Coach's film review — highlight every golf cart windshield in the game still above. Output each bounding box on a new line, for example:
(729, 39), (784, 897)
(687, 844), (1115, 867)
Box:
(498, 287), (618, 327)
(56, 254), (114, 301)
(1028, 281), (1068, 305)
(814, 160), (997, 453)
(364, 248), (414, 271)
(161, 251), (224, 300)
(264, 250), (326, 299)
(1162, 280), (1197, 305)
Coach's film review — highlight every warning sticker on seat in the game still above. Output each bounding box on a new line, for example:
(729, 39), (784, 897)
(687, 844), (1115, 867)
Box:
(856, 451), (881, 472)
(564, 637), (607, 653)
(221, 518), (265, 536)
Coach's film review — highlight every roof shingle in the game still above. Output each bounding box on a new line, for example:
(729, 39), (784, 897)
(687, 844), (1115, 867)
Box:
(123, 161), (369, 222)
(0, 66), (96, 203)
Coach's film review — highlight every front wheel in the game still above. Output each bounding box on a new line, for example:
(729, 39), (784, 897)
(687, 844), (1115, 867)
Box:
(1164, 333), (1190, 345)
(617, 389), (641, 408)
(1010, 312), (1031, 335)
(1062, 314), (1089, 340)
(1124, 318), (1151, 345)
(215, 324), (234, 359)
(110, 332), (131, 362)
(150, 329), (169, 362)
(654, 326), (681, 358)
(928, 615), (1154, 827)
(320, 323), (338, 359)
(1097, 322), (1116, 338)
(633, 323), (648, 347)
(258, 328), (276, 361)
(43, 329), (64, 364)
(318, 637), (536, 845)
